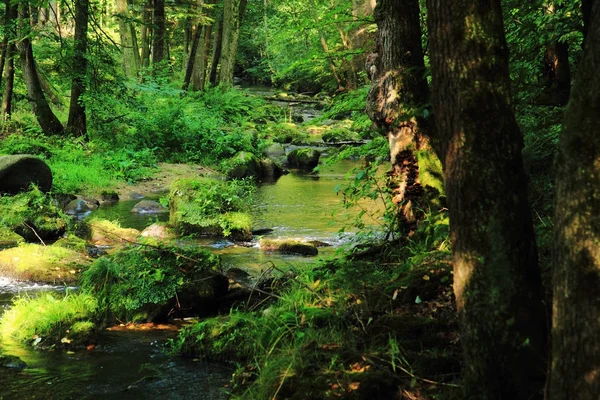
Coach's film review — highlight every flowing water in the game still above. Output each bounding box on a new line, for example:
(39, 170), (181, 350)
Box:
(0, 91), (381, 399)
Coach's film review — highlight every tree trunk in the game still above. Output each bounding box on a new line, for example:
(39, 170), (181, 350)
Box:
(319, 34), (343, 91)
(583, 0), (592, 45)
(67, 0), (88, 137)
(540, 41), (571, 105)
(17, 4), (63, 135)
(1, 0), (17, 120)
(426, 0), (548, 398)
(192, 22), (213, 90)
(218, 0), (246, 87)
(551, 2), (600, 399)
(366, 0), (439, 238)
(183, 23), (203, 90)
(152, 0), (166, 65)
(208, 14), (223, 86)
(116, 0), (136, 78)
(140, 0), (151, 69)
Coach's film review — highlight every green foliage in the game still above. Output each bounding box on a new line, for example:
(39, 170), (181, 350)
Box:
(318, 86), (374, 138)
(169, 178), (254, 239)
(0, 292), (98, 347)
(0, 187), (69, 238)
(81, 244), (221, 323)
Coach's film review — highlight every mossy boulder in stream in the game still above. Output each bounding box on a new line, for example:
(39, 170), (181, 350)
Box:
(81, 245), (227, 322)
(259, 239), (318, 256)
(0, 243), (89, 283)
(169, 178), (253, 241)
(0, 187), (69, 242)
(0, 226), (24, 248)
(87, 219), (141, 246)
(0, 155), (52, 194)
(287, 148), (321, 171)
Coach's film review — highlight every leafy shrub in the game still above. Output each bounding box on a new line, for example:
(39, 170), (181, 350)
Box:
(81, 244), (223, 323)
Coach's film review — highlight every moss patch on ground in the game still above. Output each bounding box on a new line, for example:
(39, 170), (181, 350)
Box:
(88, 219), (141, 246)
(259, 239), (318, 256)
(0, 243), (89, 283)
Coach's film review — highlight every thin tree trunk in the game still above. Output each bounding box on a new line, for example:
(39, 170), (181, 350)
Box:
(427, 0), (548, 398)
(366, 0), (438, 238)
(152, 0), (166, 65)
(130, 22), (141, 72)
(551, 2), (600, 399)
(319, 34), (343, 91)
(2, 45), (15, 120)
(140, 0), (151, 68)
(18, 3), (63, 134)
(183, 23), (203, 90)
(209, 15), (223, 86)
(67, 0), (89, 137)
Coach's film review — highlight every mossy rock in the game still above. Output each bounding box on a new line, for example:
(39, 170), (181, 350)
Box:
(0, 155), (52, 194)
(0, 354), (27, 370)
(169, 178), (253, 240)
(263, 143), (286, 159)
(287, 148), (321, 171)
(88, 219), (141, 246)
(259, 158), (283, 180)
(321, 127), (360, 143)
(82, 245), (227, 322)
(264, 122), (307, 144)
(227, 151), (262, 180)
(141, 222), (177, 240)
(0, 226), (24, 249)
(259, 239), (318, 256)
(131, 200), (168, 214)
(0, 243), (89, 283)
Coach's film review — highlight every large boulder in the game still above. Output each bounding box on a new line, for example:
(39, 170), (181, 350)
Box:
(259, 239), (318, 256)
(227, 151), (262, 180)
(131, 200), (168, 214)
(287, 148), (321, 171)
(0, 155), (52, 194)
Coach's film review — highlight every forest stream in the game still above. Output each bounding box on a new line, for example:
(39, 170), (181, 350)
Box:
(0, 148), (375, 399)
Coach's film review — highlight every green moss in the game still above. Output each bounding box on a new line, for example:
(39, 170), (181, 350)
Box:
(416, 149), (445, 194)
(169, 177), (254, 240)
(81, 244), (225, 323)
(88, 219), (141, 246)
(0, 243), (89, 283)
(53, 234), (88, 252)
(0, 187), (69, 241)
(0, 225), (24, 248)
(260, 239), (318, 256)
(226, 151), (262, 180)
(0, 293), (97, 348)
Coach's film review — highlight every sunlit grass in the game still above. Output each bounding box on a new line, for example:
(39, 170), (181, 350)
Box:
(0, 292), (97, 346)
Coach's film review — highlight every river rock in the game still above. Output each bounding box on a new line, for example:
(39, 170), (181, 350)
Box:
(264, 143), (286, 159)
(64, 199), (92, 219)
(227, 151), (262, 180)
(131, 200), (168, 214)
(259, 158), (283, 180)
(141, 223), (176, 239)
(0, 354), (27, 370)
(259, 239), (318, 256)
(287, 148), (321, 171)
(0, 155), (52, 194)
(100, 191), (119, 204)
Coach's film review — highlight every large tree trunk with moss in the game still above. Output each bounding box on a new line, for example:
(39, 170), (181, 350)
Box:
(17, 4), (63, 135)
(217, 0), (246, 87)
(116, 0), (136, 78)
(427, 0), (548, 398)
(551, 2), (600, 399)
(192, 23), (213, 90)
(67, 0), (88, 137)
(366, 0), (440, 238)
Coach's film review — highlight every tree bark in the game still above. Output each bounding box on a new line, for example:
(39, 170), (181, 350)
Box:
(427, 0), (548, 398)
(218, 0), (246, 87)
(67, 0), (89, 137)
(192, 22), (213, 90)
(183, 23), (203, 90)
(551, 2), (600, 399)
(116, 0), (136, 78)
(208, 14), (223, 86)
(140, 0), (151, 69)
(1, 0), (17, 120)
(17, 4), (63, 135)
(540, 41), (571, 105)
(152, 0), (166, 65)
(366, 0), (439, 238)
